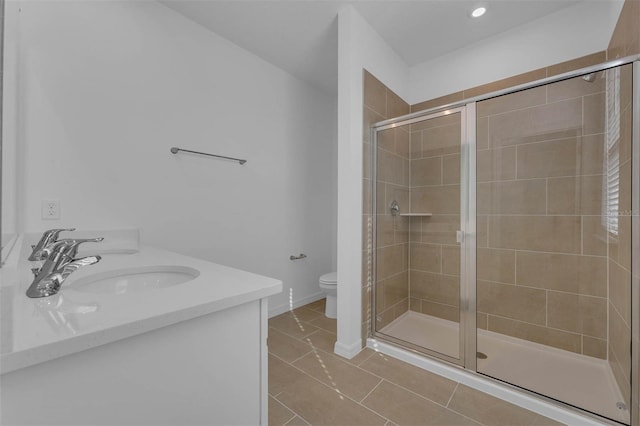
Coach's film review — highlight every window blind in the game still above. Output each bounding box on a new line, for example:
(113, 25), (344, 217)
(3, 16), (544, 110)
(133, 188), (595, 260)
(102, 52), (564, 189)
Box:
(604, 67), (620, 236)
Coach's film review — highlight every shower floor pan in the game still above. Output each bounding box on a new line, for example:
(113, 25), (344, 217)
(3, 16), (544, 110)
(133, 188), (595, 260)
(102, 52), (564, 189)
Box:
(380, 311), (629, 424)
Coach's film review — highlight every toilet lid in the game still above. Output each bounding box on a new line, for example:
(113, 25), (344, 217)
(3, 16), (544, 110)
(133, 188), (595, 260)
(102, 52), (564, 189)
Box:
(319, 272), (337, 285)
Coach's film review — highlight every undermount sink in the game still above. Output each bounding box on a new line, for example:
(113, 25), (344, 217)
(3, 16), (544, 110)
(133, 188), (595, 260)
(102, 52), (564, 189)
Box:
(70, 266), (200, 294)
(77, 248), (140, 256)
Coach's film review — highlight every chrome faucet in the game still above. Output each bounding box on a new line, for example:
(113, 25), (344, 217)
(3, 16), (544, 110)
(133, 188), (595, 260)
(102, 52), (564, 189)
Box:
(28, 228), (76, 261)
(26, 238), (104, 298)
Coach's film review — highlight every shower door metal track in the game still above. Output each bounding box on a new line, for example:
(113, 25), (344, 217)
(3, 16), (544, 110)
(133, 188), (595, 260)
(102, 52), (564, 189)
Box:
(372, 53), (640, 129)
(631, 59), (640, 426)
(370, 105), (469, 368)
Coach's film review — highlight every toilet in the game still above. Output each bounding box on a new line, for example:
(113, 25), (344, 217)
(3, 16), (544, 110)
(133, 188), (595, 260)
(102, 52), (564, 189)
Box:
(319, 272), (337, 319)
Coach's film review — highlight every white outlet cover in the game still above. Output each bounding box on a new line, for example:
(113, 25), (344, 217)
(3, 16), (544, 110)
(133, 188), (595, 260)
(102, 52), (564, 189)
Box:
(42, 199), (60, 220)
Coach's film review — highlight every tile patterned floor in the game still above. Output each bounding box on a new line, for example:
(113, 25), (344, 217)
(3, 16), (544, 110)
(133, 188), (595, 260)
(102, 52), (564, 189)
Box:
(268, 298), (564, 426)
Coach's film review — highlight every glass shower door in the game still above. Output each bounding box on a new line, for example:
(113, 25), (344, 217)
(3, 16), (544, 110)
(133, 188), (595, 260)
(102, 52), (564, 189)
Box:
(372, 107), (467, 364)
(475, 64), (633, 424)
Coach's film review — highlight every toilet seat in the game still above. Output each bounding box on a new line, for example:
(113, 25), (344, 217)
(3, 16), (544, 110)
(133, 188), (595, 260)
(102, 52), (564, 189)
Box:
(319, 272), (337, 286)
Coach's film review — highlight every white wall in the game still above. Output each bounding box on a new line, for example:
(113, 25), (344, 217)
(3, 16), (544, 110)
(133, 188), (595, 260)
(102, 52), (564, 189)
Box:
(1, 1), (19, 260)
(408, 0), (624, 104)
(15, 0), (337, 315)
(335, 5), (408, 358)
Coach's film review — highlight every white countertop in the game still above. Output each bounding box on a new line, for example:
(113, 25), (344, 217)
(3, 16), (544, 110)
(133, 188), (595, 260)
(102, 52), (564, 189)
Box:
(0, 234), (282, 374)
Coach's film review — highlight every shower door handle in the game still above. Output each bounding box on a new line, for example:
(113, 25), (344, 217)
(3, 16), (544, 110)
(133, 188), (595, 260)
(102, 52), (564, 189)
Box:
(456, 230), (465, 243)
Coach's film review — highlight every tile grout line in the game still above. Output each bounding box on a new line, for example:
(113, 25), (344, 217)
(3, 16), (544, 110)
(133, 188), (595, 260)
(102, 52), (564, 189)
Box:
(443, 406), (488, 426)
(269, 378), (308, 425)
(476, 246), (607, 257)
(479, 92), (600, 120)
(445, 382), (459, 408)
(274, 336), (472, 420)
(545, 177), (548, 215)
(581, 214), (584, 255)
(546, 288), (549, 327)
(354, 383), (394, 426)
(365, 104), (385, 122)
(354, 349), (376, 366)
(271, 348), (391, 423)
(269, 390), (284, 399)
(308, 323), (338, 334)
(286, 345), (315, 365)
(276, 399), (297, 426)
(274, 392), (311, 426)
(356, 362), (462, 412)
(269, 351), (300, 367)
(479, 311), (602, 342)
(514, 250), (518, 286)
(358, 368), (485, 426)
(477, 131), (596, 153)
(269, 326), (322, 345)
(358, 377), (385, 403)
(283, 415), (309, 426)
(269, 319), (325, 341)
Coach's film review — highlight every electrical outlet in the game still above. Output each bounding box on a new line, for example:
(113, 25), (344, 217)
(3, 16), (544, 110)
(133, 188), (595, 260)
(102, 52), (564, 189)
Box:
(42, 199), (60, 220)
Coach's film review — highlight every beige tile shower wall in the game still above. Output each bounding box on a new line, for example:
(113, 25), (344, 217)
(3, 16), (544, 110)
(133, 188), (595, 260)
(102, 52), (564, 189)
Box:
(408, 114), (461, 322)
(363, 71), (410, 345)
(607, 0), (640, 60)
(477, 70), (612, 359)
(608, 64), (634, 406)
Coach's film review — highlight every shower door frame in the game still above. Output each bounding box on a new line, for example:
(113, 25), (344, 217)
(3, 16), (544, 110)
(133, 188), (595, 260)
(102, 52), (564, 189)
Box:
(369, 54), (640, 426)
(631, 59), (639, 426)
(370, 106), (472, 367)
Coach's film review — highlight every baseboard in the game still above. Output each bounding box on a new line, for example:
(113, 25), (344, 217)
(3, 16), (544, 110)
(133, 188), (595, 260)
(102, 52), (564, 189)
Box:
(268, 291), (325, 318)
(334, 339), (364, 359)
(367, 338), (606, 426)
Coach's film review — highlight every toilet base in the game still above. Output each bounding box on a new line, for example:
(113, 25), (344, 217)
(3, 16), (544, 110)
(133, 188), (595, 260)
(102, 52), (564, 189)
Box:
(325, 294), (337, 319)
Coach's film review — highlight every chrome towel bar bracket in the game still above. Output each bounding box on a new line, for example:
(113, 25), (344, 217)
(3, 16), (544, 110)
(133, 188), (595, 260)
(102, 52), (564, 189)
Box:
(170, 147), (247, 165)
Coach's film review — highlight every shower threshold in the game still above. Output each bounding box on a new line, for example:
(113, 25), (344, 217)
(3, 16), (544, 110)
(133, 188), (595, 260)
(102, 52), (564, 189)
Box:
(380, 311), (628, 424)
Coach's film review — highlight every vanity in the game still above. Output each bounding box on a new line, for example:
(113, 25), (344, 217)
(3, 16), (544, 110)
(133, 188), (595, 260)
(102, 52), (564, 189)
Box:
(0, 232), (282, 425)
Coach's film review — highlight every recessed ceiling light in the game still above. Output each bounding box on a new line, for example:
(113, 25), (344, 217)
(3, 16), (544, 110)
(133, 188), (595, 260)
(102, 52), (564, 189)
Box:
(471, 6), (487, 18)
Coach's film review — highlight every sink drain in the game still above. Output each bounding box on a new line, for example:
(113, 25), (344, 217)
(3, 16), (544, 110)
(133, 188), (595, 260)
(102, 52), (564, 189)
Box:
(617, 402), (627, 411)
(476, 352), (488, 359)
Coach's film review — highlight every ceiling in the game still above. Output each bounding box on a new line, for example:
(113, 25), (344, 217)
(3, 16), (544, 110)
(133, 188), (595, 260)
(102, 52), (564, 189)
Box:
(161, 0), (581, 95)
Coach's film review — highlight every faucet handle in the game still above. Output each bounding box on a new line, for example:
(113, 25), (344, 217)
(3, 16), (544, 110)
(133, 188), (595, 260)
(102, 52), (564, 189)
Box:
(46, 228), (76, 239)
(28, 228), (76, 261)
(34, 256), (101, 297)
(41, 238), (75, 260)
(55, 255), (102, 283)
(47, 238), (104, 260)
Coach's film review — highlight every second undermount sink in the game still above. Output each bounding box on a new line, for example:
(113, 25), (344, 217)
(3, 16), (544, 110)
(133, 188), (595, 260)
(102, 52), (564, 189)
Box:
(69, 266), (200, 294)
(77, 248), (140, 256)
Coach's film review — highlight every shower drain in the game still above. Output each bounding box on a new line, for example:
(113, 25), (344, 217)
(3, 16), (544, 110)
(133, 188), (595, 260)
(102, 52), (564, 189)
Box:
(476, 352), (488, 359)
(616, 402), (627, 411)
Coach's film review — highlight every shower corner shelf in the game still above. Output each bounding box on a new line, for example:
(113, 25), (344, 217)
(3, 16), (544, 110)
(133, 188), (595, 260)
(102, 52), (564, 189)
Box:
(389, 200), (432, 218)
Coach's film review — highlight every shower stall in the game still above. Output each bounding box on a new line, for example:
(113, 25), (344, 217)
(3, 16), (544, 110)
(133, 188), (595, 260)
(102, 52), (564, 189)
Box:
(369, 58), (639, 425)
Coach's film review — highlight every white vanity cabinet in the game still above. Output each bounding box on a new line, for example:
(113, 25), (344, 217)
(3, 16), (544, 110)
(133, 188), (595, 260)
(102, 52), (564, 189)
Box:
(0, 237), (281, 425)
